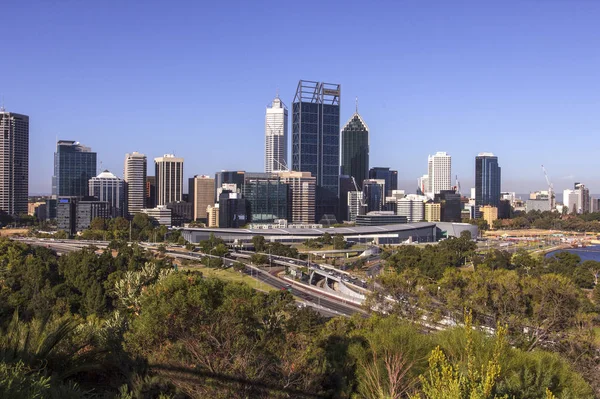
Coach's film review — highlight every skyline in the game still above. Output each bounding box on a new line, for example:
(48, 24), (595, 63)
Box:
(2, 1), (599, 195)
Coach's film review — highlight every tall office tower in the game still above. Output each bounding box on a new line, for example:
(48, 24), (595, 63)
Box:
(265, 95), (288, 173)
(427, 152), (451, 195)
(563, 189), (579, 214)
(341, 104), (369, 190)
(368, 167), (398, 197)
(214, 171), (245, 202)
(0, 110), (28, 216)
(242, 174), (289, 224)
(574, 183), (590, 214)
(292, 80), (341, 222)
(475, 152), (501, 218)
(154, 154), (183, 206)
(146, 176), (156, 208)
(88, 170), (126, 217)
(277, 171), (316, 224)
(188, 175), (215, 223)
(53, 140), (96, 198)
(362, 179), (385, 213)
(124, 152), (147, 217)
(417, 175), (429, 196)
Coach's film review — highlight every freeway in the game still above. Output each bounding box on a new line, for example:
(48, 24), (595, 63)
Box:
(13, 237), (364, 317)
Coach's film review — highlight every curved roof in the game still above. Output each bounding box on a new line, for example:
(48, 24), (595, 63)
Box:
(96, 170), (118, 179)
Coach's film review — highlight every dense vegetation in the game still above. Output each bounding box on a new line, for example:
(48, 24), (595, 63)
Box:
(0, 235), (597, 398)
(487, 209), (600, 232)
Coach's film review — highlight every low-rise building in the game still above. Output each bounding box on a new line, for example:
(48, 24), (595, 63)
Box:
(141, 206), (172, 226)
(425, 202), (441, 222)
(481, 205), (498, 227)
(355, 211), (407, 226)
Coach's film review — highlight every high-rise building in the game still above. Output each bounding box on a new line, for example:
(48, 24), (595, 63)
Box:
(427, 152), (451, 195)
(475, 153), (501, 217)
(146, 176), (156, 208)
(242, 173), (289, 224)
(0, 110), (28, 216)
(277, 171), (316, 224)
(124, 152), (147, 217)
(265, 95), (288, 173)
(188, 175), (215, 222)
(53, 140), (96, 198)
(214, 171), (245, 202)
(347, 191), (364, 222)
(218, 190), (248, 228)
(362, 179), (385, 213)
(292, 80), (341, 222)
(88, 170), (126, 217)
(341, 105), (369, 190)
(417, 175), (429, 196)
(434, 190), (462, 222)
(574, 183), (590, 214)
(369, 167), (398, 197)
(397, 196), (425, 223)
(154, 155), (183, 206)
(424, 202), (441, 222)
(207, 203), (219, 227)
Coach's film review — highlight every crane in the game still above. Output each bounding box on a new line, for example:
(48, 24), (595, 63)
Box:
(541, 165), (556, 209)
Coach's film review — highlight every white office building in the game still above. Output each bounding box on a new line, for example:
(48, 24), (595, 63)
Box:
(427, 152), (452, 195)
(265, 95), (288, 173)
(88, 170), (125, 217)
(124, 152), (147, 217)
(563, 189), (579, 214)
(397, 194), (426, 223)
(154, 154), (184, 206)
(348, 191), (364, 222)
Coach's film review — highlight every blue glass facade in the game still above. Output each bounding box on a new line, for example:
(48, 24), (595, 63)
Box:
(292, 81), (341, 222)
(368, 167), (398, 197)
(242, 177), (289, 224)
(53, 141), (97, 198)
(475, 154), (501, 212)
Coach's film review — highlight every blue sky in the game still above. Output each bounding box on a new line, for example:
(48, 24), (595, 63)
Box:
(2, 0), (599, 195)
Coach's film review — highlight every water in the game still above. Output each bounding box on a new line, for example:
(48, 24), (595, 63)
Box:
(545, 245), (600, 262)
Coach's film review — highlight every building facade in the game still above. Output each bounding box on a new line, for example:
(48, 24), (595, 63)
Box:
(425, 202), (441, 222)
(481, 205), (498, 228)
(341, 111), (369, 190)
(141, 206), (172, 226)
(0, 111), (28, 216)
(434, 190), (462, 222)
(154, 155), (183, 206)
(575, 183), (590, 214)
(88, 170), (126, 217)
(218, 191), (248, 228)
(362, 179), (385, 213)
(397, 196), (425, 223)
(146, 176), (156, 208)
(369, 167), (398, 197)
(124, 152), (147, 217)
(427, 152), (451, 195)
(475, 152), (501, 217)
(189, 175), (215, 223)
(265, 95), (288, 172)
(277, 171), (316, 224)
(292, 80), (341, 222)
(53, 140), (96, 198)
(242, 174), (289, 224)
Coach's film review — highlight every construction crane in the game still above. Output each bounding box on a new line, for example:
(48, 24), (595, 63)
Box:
(541, 165), (556, 209)
(350, 176), (367, 217)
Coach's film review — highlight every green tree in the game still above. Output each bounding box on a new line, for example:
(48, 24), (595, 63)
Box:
(332, 234), (346, 250)
(252, 235), (266, 252)
(251, 253), (268, 265)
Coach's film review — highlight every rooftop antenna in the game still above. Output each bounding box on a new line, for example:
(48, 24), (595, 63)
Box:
(276, 87), (279, 99)
(355, 96), (358, 114)
(0, 96), (5, 112)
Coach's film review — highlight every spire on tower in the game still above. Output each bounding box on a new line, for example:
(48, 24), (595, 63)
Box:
(355, 96), (358, 114)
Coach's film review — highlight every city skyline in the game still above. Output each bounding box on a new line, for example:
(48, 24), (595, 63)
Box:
(2, 2), (599, 195)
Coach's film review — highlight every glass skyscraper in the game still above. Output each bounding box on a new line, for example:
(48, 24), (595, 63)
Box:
(341, 110), (369, 190)
(292, 80), (341, 222)
(475, 153), (501, 216)
(368, 167), (398, 197)
(242, 174), (289, 224)
(0, 110), (28, 216)
(53, 140), (97, 198)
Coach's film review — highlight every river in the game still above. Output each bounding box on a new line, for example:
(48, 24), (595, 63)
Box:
(545, 245), (600, 262)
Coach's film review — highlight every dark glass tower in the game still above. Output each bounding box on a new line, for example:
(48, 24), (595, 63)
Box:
(241, 174), (289, 224)
(341, 109), (369, 190)
(475, 153), (501, 216)
(0, 110), (28, 216)
(53, 140), (97, 198)
(368, 167), (398, 197)
(292, 80), (341, 223)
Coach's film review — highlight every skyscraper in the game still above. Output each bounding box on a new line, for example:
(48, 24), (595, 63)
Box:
(362, 179), (385, 213)
(475, 152), (501, 217)
(188, 175), (215, 222)
(341, 103), (369, 190)
(88, 170), (126, 217)
(154, 155), (184, 206)
(368, 167), (398, 197)
(265, 95), (288, 173)
(53, 140), (97, 198)
(242, 174), (289, 224)
(277, 171), (316, 224)
(427, 152), (451, 195)
(292, 80), (341, 222)
(0, 110), (28, 216)
(124, 152), (147, 217)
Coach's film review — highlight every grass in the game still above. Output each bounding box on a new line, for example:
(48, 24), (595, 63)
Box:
(180, 263), (276, 292)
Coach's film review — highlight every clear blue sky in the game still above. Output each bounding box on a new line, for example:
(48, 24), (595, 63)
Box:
(2, 0), (599, 195)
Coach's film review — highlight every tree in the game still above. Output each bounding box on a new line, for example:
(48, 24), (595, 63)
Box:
(332, 234), (346, 250)
(89, 217), (107, 231)
(321, 232), (333, 245)
(251, 253), (268, 266)
(252, 235), (266, 252)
